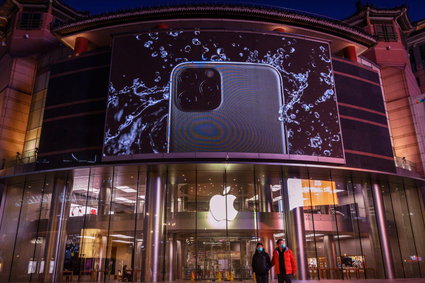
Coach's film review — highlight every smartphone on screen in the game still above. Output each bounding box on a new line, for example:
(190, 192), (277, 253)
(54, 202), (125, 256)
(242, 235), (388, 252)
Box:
(167, 61), (286, 154)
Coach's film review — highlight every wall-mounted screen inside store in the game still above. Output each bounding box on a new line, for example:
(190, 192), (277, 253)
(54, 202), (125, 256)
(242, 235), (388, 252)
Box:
(103, 30), (344, 162)
(288, 179), (338, 210)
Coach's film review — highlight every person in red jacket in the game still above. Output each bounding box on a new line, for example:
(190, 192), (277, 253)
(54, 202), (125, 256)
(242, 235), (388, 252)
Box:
(271, 239), (296, 283)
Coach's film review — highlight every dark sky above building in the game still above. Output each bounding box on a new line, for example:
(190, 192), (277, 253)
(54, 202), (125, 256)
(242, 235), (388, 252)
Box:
(59, 0), (425, 22)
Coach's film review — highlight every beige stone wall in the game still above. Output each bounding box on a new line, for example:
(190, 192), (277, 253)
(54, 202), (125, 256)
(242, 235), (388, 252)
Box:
(0, 55), (35, 166)
(381, 66), (424, 174)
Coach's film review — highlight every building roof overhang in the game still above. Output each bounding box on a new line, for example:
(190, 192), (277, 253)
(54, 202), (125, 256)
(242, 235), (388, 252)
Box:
(52, 5), (376, 54)
(344, 5), (414, 33)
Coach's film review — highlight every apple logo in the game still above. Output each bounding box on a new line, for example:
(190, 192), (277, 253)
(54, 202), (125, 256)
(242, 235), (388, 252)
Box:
(209, 186), (238, 221)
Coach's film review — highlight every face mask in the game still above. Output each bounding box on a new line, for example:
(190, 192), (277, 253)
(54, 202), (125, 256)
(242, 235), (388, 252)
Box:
(257, 247), (263, 252)
(281, 244), (286, 250)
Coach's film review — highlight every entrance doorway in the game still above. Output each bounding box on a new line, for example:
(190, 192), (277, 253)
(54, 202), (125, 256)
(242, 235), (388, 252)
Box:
(173, 233), (256, 281)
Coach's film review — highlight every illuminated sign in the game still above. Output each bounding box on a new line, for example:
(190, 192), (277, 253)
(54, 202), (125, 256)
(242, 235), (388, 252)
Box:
(209, 186), (238, 222)
(104, 30), (344, 162)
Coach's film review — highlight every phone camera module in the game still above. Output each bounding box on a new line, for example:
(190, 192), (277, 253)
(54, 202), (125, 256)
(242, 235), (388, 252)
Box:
(177, 91), (194, 109)
(176, 67), (221, 111)
(178, 69), (198, 86)
(199, 80), (219, 97)
(205, 69), (215, 78)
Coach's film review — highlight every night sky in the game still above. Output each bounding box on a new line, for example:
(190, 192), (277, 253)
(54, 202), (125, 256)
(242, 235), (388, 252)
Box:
(59, 0), (425, 22)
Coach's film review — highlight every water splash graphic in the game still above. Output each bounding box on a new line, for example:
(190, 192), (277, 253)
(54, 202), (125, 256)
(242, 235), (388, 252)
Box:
(104, 30), (342, 158)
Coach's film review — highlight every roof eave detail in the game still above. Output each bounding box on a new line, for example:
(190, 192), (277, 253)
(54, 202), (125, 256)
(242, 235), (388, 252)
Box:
(52, 5), (376, 47)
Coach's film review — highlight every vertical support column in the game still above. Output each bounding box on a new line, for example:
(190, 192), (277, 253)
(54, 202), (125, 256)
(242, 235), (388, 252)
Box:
(142, 166), (166, 282)
(343, 46), (357, 62)
(167, 234), (174, 281)
(240, 239), (247, 274)
(323, 235), (337, 271)
(265, 236), (276, 279)
(176, 240), (182, 280)
(288, 207), (308, 280)
(42, 174), (68, 283)
(0, 180), (5, 230)
(262, 175), (273, 213)
(284, 177), (307, 280)
(54, 175), (74, 283)
(0, 180), (6, 276)
(372, 183), (395, 279)
(98, 178), (111, 216)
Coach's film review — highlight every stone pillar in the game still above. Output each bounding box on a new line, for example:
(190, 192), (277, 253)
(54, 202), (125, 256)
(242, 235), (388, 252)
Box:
(372, 183), (395, 279)
(142, 166), (166, 282)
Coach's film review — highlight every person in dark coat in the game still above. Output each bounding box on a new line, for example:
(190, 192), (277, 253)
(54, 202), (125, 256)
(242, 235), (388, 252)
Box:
(122, 265), (132, 282)
(252, 242), (271, 283)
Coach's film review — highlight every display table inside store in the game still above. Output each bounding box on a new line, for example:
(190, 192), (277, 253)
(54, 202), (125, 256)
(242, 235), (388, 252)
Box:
(343, 267), (360, 279)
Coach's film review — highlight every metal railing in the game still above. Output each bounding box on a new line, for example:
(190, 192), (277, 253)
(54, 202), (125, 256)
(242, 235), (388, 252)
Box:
(0, 152), (37, 172)
(394, 156), (416, 172)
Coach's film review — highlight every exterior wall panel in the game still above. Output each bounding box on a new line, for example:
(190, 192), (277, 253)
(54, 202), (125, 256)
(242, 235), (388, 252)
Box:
(333, 59), (395, 172)
(0, 3), (425, 282)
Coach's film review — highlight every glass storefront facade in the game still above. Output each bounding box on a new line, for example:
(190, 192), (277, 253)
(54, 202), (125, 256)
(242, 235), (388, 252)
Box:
(0, 164), (424, 282)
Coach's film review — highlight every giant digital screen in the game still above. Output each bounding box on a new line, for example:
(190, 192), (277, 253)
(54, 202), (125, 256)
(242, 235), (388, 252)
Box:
(103, 30), (344, 162)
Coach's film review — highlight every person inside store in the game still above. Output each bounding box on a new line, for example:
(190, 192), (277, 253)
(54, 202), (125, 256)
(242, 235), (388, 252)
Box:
(271, 239), (297, 283)
(252, 242), (271, 283)
(122, 265), (132, 282)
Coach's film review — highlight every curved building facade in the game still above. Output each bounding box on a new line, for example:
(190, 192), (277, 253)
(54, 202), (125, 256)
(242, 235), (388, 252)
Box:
(0, 1), (425, 282)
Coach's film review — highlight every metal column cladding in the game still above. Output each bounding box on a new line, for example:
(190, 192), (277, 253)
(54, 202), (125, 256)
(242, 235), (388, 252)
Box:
(372, 183), (395, 279)
(142, 166), (167, 282)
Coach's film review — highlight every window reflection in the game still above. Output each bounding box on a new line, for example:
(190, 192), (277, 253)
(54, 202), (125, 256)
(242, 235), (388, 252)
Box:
(106, 168), (145, 282)
(0, 164), (424, 281)
(9, 175), (48, 282)
(404, 184), (425, 276)
(58, 167), (146, 282)
(300, 171), (386, 279)
(167, 166), (261, 281)
(383, 181), (422, 278)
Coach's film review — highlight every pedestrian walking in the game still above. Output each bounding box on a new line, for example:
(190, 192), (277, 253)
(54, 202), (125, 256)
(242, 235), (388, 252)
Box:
(252, 242), (271, 283)
(271, 239), (296, 283)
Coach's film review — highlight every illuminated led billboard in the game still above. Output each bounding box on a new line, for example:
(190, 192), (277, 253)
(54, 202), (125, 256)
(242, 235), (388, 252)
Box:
(103, 30), (344, 162)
